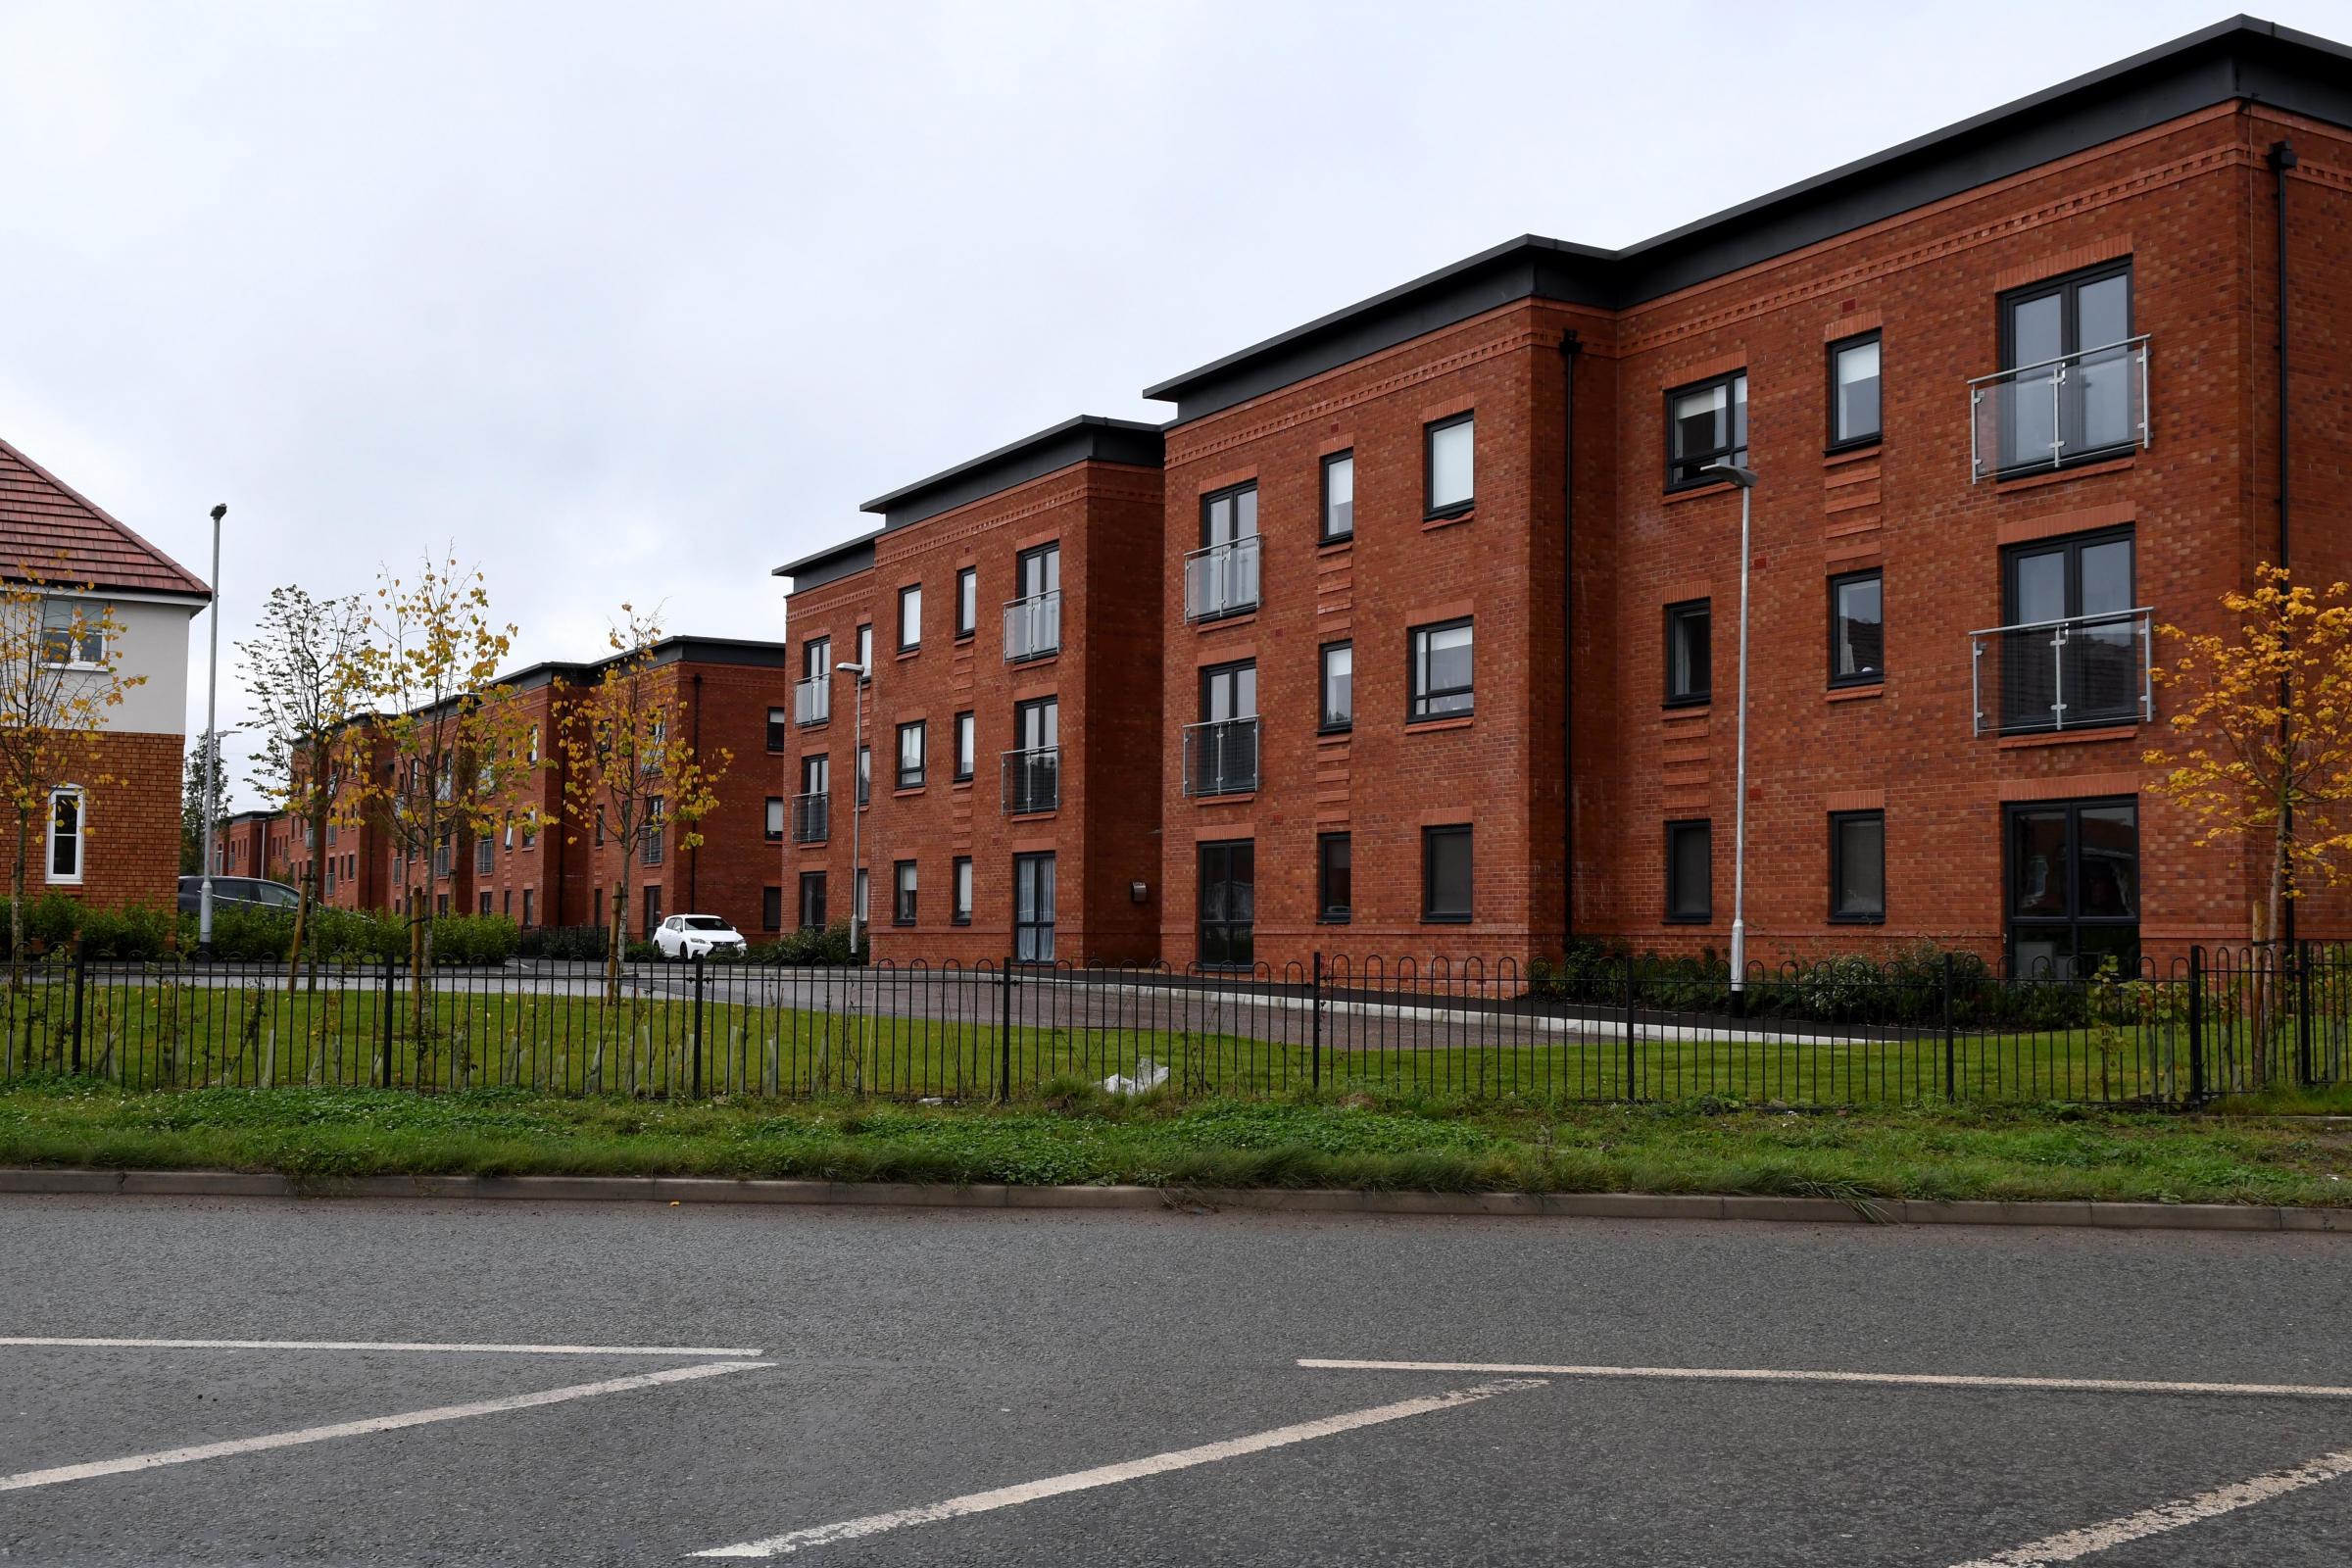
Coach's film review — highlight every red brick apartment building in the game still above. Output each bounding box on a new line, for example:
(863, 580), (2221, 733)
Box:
(783, 18), (2352, 976)
(2, 435), (209, 912)
(777, 417), (1165, 964)
(240, 637), (796, 942)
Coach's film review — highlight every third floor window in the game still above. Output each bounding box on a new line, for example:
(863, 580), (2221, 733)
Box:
(1668, 370), (1747, 489)
(1425, 415), (1473, 517)
(1828, 332), (1882, 449)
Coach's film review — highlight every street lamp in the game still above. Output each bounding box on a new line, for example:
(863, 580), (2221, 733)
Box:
(197, 503), (226, 958)
(836, 661), (867, 955)
(1701, 462), (1758, 1001)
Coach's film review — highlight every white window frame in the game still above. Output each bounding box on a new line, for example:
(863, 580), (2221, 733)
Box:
(39, 599), (107, 669)
(46, 786), (86, 884)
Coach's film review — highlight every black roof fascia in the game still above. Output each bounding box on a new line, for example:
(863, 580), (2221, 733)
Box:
(858, 415), (1165, 531)
(1145, 18), (2352, 422)
(773, 532), (879, 593)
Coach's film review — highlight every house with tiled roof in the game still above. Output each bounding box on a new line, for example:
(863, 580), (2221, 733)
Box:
(2, 435), (210, 911)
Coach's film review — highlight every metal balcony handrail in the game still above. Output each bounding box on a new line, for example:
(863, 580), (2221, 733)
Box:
(1183, 535), (1262, 620)
(1964, 334), (2152, 389)
(790, 790), (830, 843)
(1968, 335), (2151, 482)
(1000, 745), (1061, 814)
(1003, 589), (1062, 661)
(1969, 607), (2155, 737)
(1182, 715), (1260, 797)
(793, 671), (831, 725)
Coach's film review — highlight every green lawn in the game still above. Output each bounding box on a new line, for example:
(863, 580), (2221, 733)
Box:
(1, 1078), (2345, 1207)
(0, 969), (2329, 1107)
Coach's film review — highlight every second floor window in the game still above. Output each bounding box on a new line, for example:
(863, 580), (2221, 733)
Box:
(896, 720), (925, 789)
(1319, 642), (1352, 731)
(897, 585), (921, 652)
(1425, 415), (1473, 516)
(767, 708), (787, 753)
(1667, 370), (1747, 488)
(1321, 451), (1354, 541)
(39, 600), (104, 666)
(1830, 571), (1884, 687)
(1408, 619), (1473, 720)
(954, 710), (975, 781)
(1665, 600), (1711, 707)
(1829, 332), (1882, 449)
(764, 797), (785, 842)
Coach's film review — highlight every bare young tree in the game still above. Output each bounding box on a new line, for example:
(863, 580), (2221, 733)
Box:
(237, 585), (368, 991)
(553, 605), (730, 1008)
(0, 565), (145, 977)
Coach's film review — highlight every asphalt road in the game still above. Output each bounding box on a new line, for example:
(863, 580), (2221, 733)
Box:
(2, 1196), (2348, 1566)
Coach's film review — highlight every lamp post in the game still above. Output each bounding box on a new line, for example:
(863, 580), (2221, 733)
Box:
(837, 661), (867, 955)
(197, 503), (226, 958)
(1701, 462), (1758, 1000)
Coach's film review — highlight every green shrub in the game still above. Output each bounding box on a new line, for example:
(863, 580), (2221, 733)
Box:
(4, 892), (83, 957)
(76, 903), (178, 959)
(518, 923), (607, 961)
(427, 914), (518, 966)
(1789, 953), (1885, 1023)
(750, 921), (864, 967)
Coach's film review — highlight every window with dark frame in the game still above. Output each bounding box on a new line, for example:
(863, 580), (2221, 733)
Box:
(1999, 527), (2136, 733)
(766, 708), (787, 753)
(801, 637), (830, 682)
(1666, 370), (1748, 488)
(799, 871), (827, 931)
(764, 796), (785, 842)
(897, 583), (921, 652)
(893, 859), (917, 926)
(953, 857), (972, 925)
(1827, 332), (1882, 450)
(1013, 852), (1055, 961)
(1421, 824), (1472, 922)
(1830, 570), (1885, 687)
(1665, 600), (1711, 707)
(857, 745), (870, 806)
(954, 710), (975, 782)
(1425, 414), (1474, 517)
(2007, 797), (2138, 979)
(1320, 451), (1354, 542)
(896, 720), (925, 790)
(1199, 481), (1258, 548)
(1995, 260), (2135, 473)
(1666, 819), (1712, 922)
(761, 885), (783, 931)
(1830, 809), (1886, 923)
(1317, 832), (1352, 923)
(1408, 618), (1473, 721)
(1319, 641), (1352, 731)
(856, 624), (872, 676)
(956, 566), (977, 640)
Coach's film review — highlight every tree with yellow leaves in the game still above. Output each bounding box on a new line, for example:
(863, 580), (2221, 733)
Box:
(0, 567), (145, 979)
(2145, 564), (2352, 963)
(337, 554), (535, 1045)
(552, 606), (731, 1014)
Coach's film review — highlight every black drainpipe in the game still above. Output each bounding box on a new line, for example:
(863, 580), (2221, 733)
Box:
(688, 671), (704, 912)
(2269, 139), (2296, 949)
(1557, 329), (1582, 955)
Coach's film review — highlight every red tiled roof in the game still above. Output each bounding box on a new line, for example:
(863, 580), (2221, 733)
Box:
(0, 434), (211, 600)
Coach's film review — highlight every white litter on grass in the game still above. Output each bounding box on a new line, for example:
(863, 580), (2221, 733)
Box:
(1102, 1057), (1169, 1097)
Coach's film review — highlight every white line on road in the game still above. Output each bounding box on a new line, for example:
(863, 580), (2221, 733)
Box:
(0, 1358), (768, 1493)
(1298, 1359), (2352, 1400)
(0, 1336), (765, 1357)
(691, 1377), (1549, 1558)
(1945, 1446), (2352, 1565)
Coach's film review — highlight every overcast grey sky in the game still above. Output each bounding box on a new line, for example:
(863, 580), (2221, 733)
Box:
(2, 0), (2341, 808)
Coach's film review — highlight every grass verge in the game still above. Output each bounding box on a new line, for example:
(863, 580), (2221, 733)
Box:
(0, 1077), (2347, 1207)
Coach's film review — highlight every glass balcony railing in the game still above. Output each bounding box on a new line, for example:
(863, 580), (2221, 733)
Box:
(1969, 336), (2150, 481)
(1184, 536), (1261, 621)
(1182, 716), (1259, 797)
(791, 792), (829, 844)
(1001, 746), (1060, 814)
(1004, 591), (1061, 662)
(793, 673), (830, 726)
(1970, 609), (2153, 736)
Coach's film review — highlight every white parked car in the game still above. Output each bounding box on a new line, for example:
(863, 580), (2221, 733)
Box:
(653, 914), (747, 960)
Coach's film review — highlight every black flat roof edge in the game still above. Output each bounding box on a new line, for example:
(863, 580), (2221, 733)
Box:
(858, 415), (1165, 531)
(773, 530), (879, 592)
(1144, 16), (2350, 420)
(496, 634), (794, 694)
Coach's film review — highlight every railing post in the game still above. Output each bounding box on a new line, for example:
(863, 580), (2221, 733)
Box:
(379, 955), (396, 1089)
(2186, 945), (2206, 1103)
(691, 954), (706, 1098)
(998, 956), (1013, 1102)
(2297, 938), (2314, 1088)
(1621, 954), (1638, 1100)
(1941, 951), (1956, 1102)
(1310, 951), (1323, 1093)
(70, 939), (88, 1074)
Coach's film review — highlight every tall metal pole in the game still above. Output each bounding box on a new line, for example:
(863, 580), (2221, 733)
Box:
(1732, 478), (1751, 996)
(197, 503), (226, 956)
(839, 662), (865, 954)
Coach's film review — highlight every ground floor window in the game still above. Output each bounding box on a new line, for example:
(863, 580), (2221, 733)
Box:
(1317, 832), (1351, 923)
(953, 857), (972, 925)
(2007, 798), (2137, 978)
(762, 885), (783, 931)
(478, 891), (491, 915)
(1666, 819), (1711, 923)
(1014, 852), (1056, 962)
(1198, 840), (1254, 968)
(1830, 809), (1886, 923)
(642, 884), (661, 940)
(522, 888), (535, 927)
(800, 872), (827, 931)
(46, 789), (83, 884)
(894, 859), (918, 926)
(1422, 824), (1472, 922)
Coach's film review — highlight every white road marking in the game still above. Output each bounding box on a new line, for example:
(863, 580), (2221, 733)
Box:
(691, 1377), (1548, 1558)
(1945, 1446), (2352, 1566)
(1298, 1359), (2352, 1400)
(0, 1358), (768, 1493)
(0, 1336), (764, 1357)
